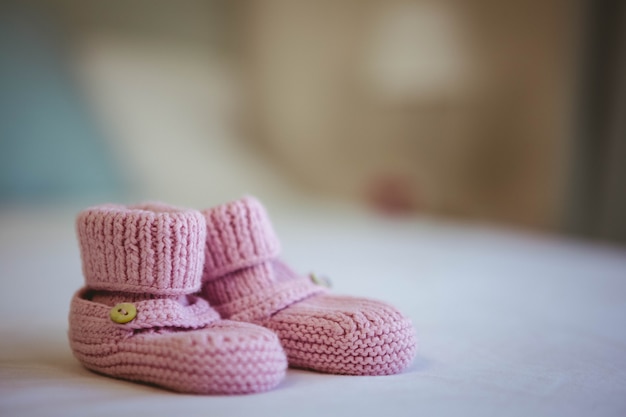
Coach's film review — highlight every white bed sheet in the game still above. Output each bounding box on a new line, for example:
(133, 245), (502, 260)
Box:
(1, 201), (625, 417)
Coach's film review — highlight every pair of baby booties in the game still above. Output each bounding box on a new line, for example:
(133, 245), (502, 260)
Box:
(69, 196), (417, 394)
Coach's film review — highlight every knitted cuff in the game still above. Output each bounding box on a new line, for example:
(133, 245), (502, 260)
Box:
(202, 197), (280, 280)
(76, 203), (206, 295)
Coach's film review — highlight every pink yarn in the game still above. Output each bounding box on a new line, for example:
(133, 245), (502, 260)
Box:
(70, 203), (287, 394)
(201, 197), (417, 376)
(203, 197), (281, 279)
(84, 292), (221, 330)
(76, 203), (206, 295)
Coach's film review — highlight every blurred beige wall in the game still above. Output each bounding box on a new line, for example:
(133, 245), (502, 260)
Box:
(45, 0), (300, 207)
(241, 0), (580, 230)
(19, 0), (584, 232)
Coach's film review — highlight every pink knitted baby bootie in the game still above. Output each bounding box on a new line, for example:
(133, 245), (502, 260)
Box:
(69, 203), (287, 394)
(200, 197), (417, 376)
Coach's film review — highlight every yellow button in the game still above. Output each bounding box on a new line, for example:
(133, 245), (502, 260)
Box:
(309, 273), (332, 288)
(110, 303), (137, 324)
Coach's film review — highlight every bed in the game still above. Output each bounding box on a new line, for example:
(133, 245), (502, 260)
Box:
(1, 200), (625, 416)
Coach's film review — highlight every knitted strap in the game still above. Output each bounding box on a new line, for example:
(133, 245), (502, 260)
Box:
(72, 291), (220, 330)
(215, 278), (327, 323)
(202, 197), (281, 280)
(77, 203), (206, 295)
(117, 297), (221, 330)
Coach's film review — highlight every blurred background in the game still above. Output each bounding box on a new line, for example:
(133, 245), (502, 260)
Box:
(0, 0), (624, 243)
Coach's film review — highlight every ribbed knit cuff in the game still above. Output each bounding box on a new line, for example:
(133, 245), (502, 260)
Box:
(76, 203), (206, 295)
(202, 197), (280, 280)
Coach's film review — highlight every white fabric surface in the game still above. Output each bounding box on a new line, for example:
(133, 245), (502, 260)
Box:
(1, 201), (625, 417)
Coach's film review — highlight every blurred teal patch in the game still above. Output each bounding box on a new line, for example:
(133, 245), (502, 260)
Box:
(0, 3), (122, 202)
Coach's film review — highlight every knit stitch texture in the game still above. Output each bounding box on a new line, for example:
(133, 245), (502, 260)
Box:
(70, 203), (287, 394)
(201, 197), (417, 376)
